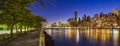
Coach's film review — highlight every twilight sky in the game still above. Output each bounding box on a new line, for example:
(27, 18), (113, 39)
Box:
(28, 0), (120, 24)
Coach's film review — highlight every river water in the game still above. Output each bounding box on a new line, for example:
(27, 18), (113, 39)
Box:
(44, 28), (120, 46)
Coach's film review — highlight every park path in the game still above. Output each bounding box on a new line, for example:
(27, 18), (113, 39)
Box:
(6, 29), (41, 46)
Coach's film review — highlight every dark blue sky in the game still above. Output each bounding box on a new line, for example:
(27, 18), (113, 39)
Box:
(28, 0), (120, 23)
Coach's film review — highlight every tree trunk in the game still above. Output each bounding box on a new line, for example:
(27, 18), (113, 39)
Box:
(20, 25), (22, 33)
(27, 27), (28, 31)
(10, 25), (14, 38)
(25, 26), (26, 31)
(16, 25), (18, 33)
(7, 25), (10, 30)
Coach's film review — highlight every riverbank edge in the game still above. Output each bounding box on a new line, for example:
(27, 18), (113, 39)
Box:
(43, 31), (55, 46)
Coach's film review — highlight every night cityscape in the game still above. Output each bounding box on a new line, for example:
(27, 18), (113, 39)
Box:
(50, 10), (120, 28)
(0, 0), (120, 46)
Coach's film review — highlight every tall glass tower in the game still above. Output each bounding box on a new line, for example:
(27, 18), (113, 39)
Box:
(74, 11), (78, 21)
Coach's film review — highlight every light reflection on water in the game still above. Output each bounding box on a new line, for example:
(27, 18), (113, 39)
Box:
(44, 28), (120, 46)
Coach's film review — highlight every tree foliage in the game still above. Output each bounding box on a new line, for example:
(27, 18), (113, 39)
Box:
(0, 0), (47, 38)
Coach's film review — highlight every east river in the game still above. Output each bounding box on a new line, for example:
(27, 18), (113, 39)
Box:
(44, 28), (120, 46)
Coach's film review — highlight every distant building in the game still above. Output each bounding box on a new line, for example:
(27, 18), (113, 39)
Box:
(43, 23), (51, 28)
(67, 18), (74, 27)
(67, 11), (78, 27)
(107, 13), (117, 26)
(112, 9), (120, 26)
(112, 9), (120, 16)
(51, 22), (57, 27)
(74, 11), (78, 21)
(58, 20), (62, 27)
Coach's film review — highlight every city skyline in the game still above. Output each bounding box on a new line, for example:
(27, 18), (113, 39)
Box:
(0, 0), (120, 46)
(28, 0), (120, 23)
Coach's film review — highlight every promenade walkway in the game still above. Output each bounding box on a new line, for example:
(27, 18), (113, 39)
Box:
(5, 29), (40, 46)
(0, 29), (54, 46)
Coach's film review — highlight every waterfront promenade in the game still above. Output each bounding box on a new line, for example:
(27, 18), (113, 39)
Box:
(0, 29), (54, 46)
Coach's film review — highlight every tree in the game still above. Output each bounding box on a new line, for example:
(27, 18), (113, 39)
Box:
(34, 16), (46, 28)
(1, 0), (22, 38)
(0, 0), (42, 38)
(0, 0), (48, 38)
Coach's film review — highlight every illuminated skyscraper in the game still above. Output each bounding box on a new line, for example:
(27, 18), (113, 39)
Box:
(112, 9), (120, 16)
(112, 9), (120, 26)
(74, 11), (78, 21)
(58, 20), (62, 27)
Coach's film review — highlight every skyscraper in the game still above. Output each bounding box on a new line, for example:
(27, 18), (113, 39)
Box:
(74, 11), (78, 21)
(58, 20), (62, 27)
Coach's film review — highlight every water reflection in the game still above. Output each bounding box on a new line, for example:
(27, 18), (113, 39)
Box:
(45, 28), (120, 46)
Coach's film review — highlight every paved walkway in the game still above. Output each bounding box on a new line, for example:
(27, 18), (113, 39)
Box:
(1, 29), (54, 46)
(5, 29), (40, 46)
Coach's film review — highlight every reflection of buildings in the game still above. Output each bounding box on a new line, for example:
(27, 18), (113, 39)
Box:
(81, 29), (119, 46)
(45, 28), (120, 46)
